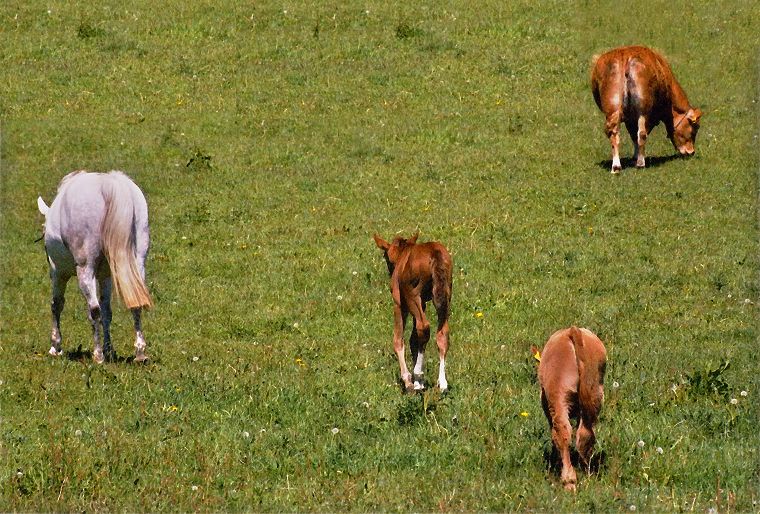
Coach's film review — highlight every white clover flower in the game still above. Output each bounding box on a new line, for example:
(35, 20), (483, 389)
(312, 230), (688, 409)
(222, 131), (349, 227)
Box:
(730, 398), (738, 405)
(242, 431), (250, 439)
(336, 295), (343, 301)
(331, 427), (340, 435)
(612, 381), (620, 389)
(192, 356), (199, 362)
(75, 429), (82, 437)
(191, 485), (199, 491)
(629, 505), (636, 512)
(362, 401), (370, 408)
(352, 271), (358, 276)
(656, 447), (663, 454)
(637, 440), (645, 448)
(740, 390), (748, 397)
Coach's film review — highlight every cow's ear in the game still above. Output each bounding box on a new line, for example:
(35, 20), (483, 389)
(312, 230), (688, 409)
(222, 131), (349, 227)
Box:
(687, 108), (702, 125)
(373, 234), (390, 251)
(408, 232), (419, 245)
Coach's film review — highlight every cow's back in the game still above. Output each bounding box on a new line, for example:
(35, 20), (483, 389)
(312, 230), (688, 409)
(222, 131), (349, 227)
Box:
(592, 46), (675, 120)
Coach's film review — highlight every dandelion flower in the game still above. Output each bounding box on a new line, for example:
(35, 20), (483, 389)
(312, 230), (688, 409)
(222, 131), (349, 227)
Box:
(475, 312), (484, 319)
(520, 411), (529, 417)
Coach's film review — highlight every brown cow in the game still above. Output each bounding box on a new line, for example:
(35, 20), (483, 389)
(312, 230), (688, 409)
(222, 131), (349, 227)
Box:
(374, 233), (452, 392)
(532, 327), (607, 492)
(591, 45), (702, 173)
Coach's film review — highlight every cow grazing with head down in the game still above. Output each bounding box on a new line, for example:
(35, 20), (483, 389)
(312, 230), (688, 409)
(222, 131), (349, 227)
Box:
(591, 45), (702, 173)
(374, 233), (452, 392)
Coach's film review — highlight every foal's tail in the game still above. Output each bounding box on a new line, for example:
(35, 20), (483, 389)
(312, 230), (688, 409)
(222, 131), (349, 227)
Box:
(569, 327), (604, 422)
(432, 249), (452, 320)
(101, 175), (153, 310)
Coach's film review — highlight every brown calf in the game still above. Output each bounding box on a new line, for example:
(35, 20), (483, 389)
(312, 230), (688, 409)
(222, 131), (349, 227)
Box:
(374, 233), (452, 392)
(533, 327), (607, 491)
(591, 45), (702, 173)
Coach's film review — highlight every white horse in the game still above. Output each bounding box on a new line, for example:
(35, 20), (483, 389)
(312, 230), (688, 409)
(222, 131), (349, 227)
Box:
(37, 171), (153, 363)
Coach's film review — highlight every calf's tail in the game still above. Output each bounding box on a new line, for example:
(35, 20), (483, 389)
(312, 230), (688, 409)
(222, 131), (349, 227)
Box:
(101, 177), (153, 310)
(569, 326), (605, 422)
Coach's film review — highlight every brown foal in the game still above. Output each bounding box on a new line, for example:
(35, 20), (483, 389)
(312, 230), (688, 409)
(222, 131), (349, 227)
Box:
(533, 327), (607, 491)
(374, 233), (452, 392)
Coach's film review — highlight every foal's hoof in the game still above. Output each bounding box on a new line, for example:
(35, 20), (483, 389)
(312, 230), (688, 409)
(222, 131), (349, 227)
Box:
(48, 347), (63, 357)
(133, 353), (151, 364)
(413, 381), (425, 391)
(92, 350), (105, 364)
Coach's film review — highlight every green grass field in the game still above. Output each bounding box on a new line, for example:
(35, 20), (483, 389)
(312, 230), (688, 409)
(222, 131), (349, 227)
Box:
(2, 1), (759, 511)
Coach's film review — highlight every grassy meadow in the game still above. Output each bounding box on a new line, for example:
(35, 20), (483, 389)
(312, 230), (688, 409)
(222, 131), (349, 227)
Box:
(1, 0), (759, 511)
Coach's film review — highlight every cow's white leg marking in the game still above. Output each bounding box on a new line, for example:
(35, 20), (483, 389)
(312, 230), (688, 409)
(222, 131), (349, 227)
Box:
(636, 115), (647, 168)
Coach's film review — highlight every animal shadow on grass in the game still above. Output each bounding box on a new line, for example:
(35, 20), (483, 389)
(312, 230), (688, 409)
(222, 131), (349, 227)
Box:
(543, 443), (607, 483)
(597, 154), (684, 172)
(64, 345), (151, 365)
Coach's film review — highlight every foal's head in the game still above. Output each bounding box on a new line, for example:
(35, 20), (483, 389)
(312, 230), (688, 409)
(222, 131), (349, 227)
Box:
(373, 233), (419, 275)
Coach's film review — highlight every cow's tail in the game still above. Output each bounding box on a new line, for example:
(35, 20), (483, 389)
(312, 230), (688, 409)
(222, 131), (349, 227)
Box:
(432, 249), (452, 322)
(569, 327), (604, 421)
(101, 176), (153, 310)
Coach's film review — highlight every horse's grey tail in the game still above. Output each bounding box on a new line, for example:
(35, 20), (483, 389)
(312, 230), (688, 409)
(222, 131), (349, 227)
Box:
(101, 174), (153, 310)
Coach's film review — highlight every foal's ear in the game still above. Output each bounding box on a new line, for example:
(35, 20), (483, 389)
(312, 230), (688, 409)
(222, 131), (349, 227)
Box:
(373, 234), (390, 251)
(407, 232), (419, 245)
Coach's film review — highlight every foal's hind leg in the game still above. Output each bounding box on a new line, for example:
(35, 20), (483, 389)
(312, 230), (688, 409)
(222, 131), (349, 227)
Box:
(98, 276), (114, 361)
(77, 265), (104, 364)
(49, 272), (69, 357)
(408, 299), (430, 391)
(132, 308), (149, 363)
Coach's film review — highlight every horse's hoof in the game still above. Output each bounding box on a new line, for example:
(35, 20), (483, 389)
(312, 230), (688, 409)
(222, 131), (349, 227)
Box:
(48, 347), (63, 357)
(134, 354), (150, 364)
(413, 381), (425, 391)
(93, 351), (105, 364)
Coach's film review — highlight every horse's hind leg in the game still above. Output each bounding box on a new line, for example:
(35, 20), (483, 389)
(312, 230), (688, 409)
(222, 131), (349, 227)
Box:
(76, 265), (104, 364)
(98, 276), (114, 361)
(49, 271), (69, 357)
(132, 308), (148, 363)
(408, 299), (430, 391)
